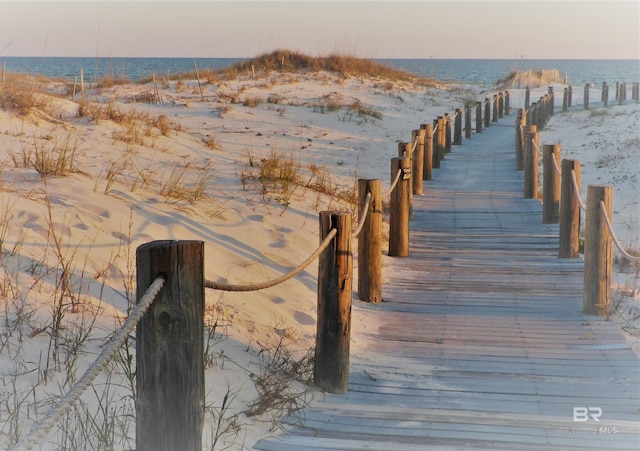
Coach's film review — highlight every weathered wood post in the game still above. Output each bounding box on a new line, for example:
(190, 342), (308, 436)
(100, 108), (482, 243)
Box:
(422, 123), (433, 181)
(475, 101), (483, 133)
(398, 142), (413, 211)
(445, 113), (452, 154)
(530, 102), (537, 127)
(515, 108), (526, 171)
(559, 159), (581, 258)
(568, 85), (573, 107)
(619, 82), (626, 105)
(499, 92), (505, 118)
(437, 116), (446, 165)
(484, 98), (491, 128)
(601, 82), (608, 107)
(583, 185), (613, 316)
(547, 87), (554, 117)
(505, 91), (510, 115)
(464, 106), (472, 139)
(357, 180), (382, 304)
(523, 125), (539, 199)
(389, 157), (410, 257)
(542, 144), (561, 224)
(432, 118), (441, 169)
(525, 87), (530, 109)
(615, 82), (620, 103)
(316, 211), (352, 393)
(583, 83), (590, 110)
(453, 108), (463, 145)
(492, 94), (498, 122)
(562, 87), (568, 112)
(136, 240), (204, 451)
(412, 129), (425, 195)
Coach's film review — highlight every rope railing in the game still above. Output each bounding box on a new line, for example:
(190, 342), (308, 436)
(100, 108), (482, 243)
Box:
(531, 139), (541, 157)
(352, 191), (372, 238)
(600, 201), (640, 263)
(411, 135), (419, 153)
(571, 169), (587, 211)
(551, 152), (562, 175)
(13, 275), (167, 451)
(204, 228), (337, 292)
(383, 168), (403, 198)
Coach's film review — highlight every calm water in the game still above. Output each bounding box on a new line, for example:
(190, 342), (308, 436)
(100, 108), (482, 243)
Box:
(2, 57), (638, 88)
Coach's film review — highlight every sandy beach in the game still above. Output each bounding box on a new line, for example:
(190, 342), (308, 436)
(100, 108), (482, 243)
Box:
(0, 56), (638, 449)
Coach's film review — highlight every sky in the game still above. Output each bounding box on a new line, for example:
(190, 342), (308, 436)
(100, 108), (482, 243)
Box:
(0, 1), (638, 59)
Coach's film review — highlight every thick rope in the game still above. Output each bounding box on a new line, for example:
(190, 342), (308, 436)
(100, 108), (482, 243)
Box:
(383, 168), (403, 198)
(551, 153), (562, 175)
(205, 228), (337, 292)
(352, 191), (372, 238)
(571, 169), (587, 211)
(411, 135), (419, 154)
(531, 139), (541, 157)
(600, 201), (640, 262)
(13, 275), (166, 451)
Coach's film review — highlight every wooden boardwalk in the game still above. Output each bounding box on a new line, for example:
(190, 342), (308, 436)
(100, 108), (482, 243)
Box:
(256, 120), (640, 450)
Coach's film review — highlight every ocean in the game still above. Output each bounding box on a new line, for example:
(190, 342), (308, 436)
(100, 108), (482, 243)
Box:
(1, 57), (638, 89)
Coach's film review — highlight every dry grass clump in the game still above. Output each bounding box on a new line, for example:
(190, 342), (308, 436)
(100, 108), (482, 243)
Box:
(0, 76), (55, 116)
(217, 50), (438, 86)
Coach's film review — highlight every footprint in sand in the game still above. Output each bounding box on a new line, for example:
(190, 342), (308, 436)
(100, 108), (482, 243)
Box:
(294, 311), (315, 326)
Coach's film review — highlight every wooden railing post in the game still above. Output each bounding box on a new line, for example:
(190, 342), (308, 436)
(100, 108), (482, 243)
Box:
(136, 240), (204, 451)
(492, 94), (498, 123)
(357, 179), (382, 304)
(422, 123), (433, 181)
(412, 129), (425, 195)
(475, 101), (483, 134)
(464, 105), (472, 139)
(445, 113), (452, 154)
(547, 87), (554, 117)
(583, 83), (590, 110)
(432, 118), (441, 169)
(437, 116), (446, 165)
(562, 87), (568, 112)
(505, 91), (510, 115)
(316, 211), (352, 393)
(542, 144), (561, 223)
(568, 85), (573, 107)
(583, 185), (613, 316)
(619, 82), (626, 105)
(601, 82), (608, 107)
(498, 92), (505, 118)
(484, 98), (491, 129)
(523, 125), (539, 199)
(525, 87), (530, 109)
(559, 159), (581, 258)
(398, 142), (413, 211)
(389, 157), (410, 257)
(515, 108), (526, 171)
(453, 108), (463, 145)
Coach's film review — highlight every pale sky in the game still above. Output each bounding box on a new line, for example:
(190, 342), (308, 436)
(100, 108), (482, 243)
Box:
(0, 1), (638, 59)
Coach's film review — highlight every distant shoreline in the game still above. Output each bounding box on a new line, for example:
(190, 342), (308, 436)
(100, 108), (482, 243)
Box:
(2, 56), (638, 87)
